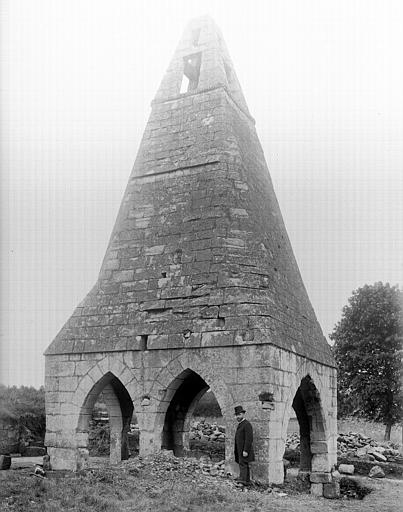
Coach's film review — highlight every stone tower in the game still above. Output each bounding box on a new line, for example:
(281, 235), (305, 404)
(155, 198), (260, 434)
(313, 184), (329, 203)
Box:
(45, 16), (337, 488)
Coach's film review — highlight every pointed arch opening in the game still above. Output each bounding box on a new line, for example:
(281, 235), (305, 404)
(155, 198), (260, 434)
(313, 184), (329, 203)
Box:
(161, 369), (223, 458)
(285, 375), (329, 473)
(77, 372), (134, 464)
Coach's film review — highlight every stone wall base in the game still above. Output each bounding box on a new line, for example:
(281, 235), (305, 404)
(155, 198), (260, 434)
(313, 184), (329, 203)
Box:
(310, 471), (340, 499)
(47, 447), (89, 471)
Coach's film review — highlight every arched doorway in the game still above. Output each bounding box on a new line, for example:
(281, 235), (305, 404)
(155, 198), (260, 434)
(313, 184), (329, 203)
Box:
(77, 372), (134, 464)
(161, 369), (223, 457)
(288, 375), (329, 473)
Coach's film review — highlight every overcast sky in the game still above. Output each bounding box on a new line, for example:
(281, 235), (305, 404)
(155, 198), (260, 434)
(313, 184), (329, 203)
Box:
(1, 0), (402, 388)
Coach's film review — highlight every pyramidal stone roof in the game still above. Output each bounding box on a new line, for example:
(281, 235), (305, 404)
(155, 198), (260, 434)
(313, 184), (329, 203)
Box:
(46, 16), (335, 368)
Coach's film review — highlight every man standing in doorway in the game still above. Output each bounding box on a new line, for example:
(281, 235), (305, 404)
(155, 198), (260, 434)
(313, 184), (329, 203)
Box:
(234, 405), (255, 486)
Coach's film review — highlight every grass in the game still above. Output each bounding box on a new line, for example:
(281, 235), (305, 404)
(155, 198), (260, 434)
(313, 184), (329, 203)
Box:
(1, 417), (401, 511)
(1, 462), (402, 512)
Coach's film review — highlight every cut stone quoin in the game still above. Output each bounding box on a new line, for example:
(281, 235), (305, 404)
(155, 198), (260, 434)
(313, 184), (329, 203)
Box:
(44, 16), (337, 490)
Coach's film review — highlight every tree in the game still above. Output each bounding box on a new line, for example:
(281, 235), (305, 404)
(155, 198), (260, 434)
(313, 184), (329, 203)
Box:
(0, 385), (46, 442)
(330, 282), (402, 440)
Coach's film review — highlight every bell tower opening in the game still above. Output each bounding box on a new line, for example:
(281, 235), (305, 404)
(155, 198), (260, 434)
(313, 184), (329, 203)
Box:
(180, 53), (202, 93)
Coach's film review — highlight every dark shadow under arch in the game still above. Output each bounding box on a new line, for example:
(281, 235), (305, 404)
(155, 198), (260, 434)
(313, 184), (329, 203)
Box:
(291, 375), (327, 471)
(162, 369), (221, 456)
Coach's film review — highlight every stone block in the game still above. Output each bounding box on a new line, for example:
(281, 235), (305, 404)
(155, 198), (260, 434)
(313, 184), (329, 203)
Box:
(310, 483), (323, 496)
(58, 376), (79, 393)
(310, 471), (332, 483)
(338, 464), (354, 475)
(311, 453), (331, 472)
(47, 447), (77, 471)
(310, 441), (328, 454)
(323, 481), (340, 499)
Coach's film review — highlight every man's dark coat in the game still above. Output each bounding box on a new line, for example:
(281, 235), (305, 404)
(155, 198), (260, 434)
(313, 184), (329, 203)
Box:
(234, 419), (255, 463)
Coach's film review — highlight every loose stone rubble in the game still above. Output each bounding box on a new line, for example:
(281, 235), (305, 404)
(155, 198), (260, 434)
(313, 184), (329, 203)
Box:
(121, 450), (228, 480)
(285, 430), (402, 463)
(189, 420), (225, 443)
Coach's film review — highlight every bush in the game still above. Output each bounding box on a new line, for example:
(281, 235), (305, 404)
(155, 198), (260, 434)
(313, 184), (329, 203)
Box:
(88, 421), (110, 456)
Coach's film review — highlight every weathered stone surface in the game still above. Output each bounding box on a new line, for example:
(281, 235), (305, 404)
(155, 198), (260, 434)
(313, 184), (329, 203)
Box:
(310, 483), (323, 496)
(310, 471), (332, 483)
(323, 481), (340, 499)
(44, 16), (337, 483)
(368, 465), (385, 478)
(370, 451), (387, 462)
(338, 464), (355, 475)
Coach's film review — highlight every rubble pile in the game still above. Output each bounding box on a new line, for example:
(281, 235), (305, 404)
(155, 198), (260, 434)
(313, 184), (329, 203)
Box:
(285, 431), (402, 463)
(336, 432), (401, 463)
(189, 420), (225, 443)
(121, 450), (228, 480)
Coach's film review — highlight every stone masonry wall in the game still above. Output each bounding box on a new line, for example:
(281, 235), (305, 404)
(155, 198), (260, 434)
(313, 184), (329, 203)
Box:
(47, 89), (333, 365)
(45, 345), (336, 482)
(45, 17), (337, 487)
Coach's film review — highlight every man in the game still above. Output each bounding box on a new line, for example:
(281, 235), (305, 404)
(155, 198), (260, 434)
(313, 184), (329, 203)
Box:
(234, 405), (254, 486)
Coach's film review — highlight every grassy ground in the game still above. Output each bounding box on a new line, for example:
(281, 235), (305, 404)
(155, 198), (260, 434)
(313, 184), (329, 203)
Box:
(2, 417), (401, 511)
(1, 464), (402, 512)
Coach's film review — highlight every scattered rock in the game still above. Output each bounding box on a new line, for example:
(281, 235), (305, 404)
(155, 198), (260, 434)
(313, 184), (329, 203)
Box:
(368, 465), (385, 478)
(356, 446), (369, 457)
(190, 420), (226, 443)
(286, 430), (402, 464)
(338, 464), (355, 475)
(369, 451), (387, 462)
(121, 450), (228, 481)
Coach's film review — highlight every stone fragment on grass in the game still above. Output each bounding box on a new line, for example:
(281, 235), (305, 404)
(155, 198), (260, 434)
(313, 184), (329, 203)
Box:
(368, 466), (385, 478)
(338, 464), (354, 475)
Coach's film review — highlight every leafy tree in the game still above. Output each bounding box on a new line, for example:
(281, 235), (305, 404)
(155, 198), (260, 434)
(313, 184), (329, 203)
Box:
(0, 385), (46, 442)
(330, 282), (402, 440)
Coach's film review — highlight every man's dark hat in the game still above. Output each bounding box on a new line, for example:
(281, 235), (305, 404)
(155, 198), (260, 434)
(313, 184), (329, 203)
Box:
(234, 405), (245, 415)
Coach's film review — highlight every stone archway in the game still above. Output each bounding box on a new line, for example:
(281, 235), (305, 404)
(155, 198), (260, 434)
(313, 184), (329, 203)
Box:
(291, 375), (329, 473)
(76, 372), (134, 464)
(159, 369), (218, 456)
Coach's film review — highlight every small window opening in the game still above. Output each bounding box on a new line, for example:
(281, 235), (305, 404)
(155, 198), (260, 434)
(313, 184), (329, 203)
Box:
(140, 335), (148, 351)
(161, 271), (167, 278)
(191, 28), (201, 46)
(180, 53), (201, 93)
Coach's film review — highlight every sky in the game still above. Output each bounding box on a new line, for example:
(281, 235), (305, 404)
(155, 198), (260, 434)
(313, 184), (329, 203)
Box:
(1, 0), (402, 388)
